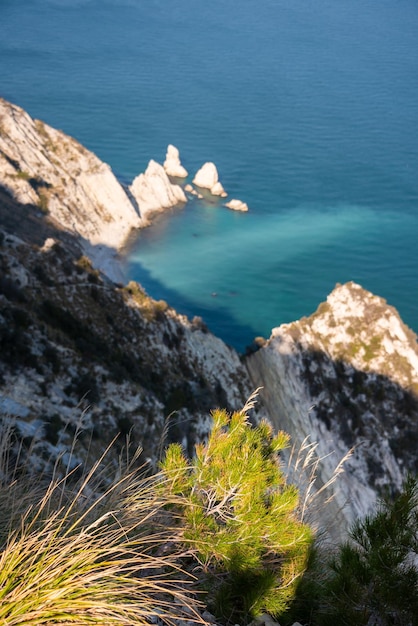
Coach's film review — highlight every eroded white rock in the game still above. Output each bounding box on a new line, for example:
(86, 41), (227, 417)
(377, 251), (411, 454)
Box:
(163, 144), (188, 178)
(193, 162), (227, 197)
(184, 183), (203, 199)
(0, 98), (141, 250)
(130, 159), (187, 220)
(225, 199), (249, 212)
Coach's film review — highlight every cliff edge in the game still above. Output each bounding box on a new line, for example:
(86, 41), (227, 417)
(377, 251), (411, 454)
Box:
(246, 282), (418, 535)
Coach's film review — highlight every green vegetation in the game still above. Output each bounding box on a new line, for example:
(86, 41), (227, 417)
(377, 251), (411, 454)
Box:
(160, 400), (313, 624)
(16, 169), (31, 180)
(285, 476), (418, 625)
(37, 190), (49, 214)
(0, 393), (417, 625)
(317, 476), (418, 626)
(123, 280), (168, 322)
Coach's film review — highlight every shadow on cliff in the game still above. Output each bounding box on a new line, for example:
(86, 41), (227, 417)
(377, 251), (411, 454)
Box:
(0, 185), (258, 352)
(249, 342), (418, 624)
(250, 339), (418, 484)
(0, 186), (67, 246)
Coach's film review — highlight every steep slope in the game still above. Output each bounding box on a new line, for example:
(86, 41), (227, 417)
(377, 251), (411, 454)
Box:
(246, 282), (418, 534)
(0, 98), (189, 281)
(0, 98), (141, 248)
(2, 98), (418, 541)
(0, 226), (252, 477)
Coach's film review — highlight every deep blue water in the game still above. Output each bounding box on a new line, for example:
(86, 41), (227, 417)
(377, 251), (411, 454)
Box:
(1, 0), (417, 350)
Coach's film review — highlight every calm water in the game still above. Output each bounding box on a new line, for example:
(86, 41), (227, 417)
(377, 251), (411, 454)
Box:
(1, 0), (417, 350)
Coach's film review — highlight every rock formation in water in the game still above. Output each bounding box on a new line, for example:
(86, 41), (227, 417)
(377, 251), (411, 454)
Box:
(0, 99), (187, 279)
(246, 282), (418, 536)
(225, 199), (249, 212)
(0, 97), (251, 477)
(163, 144), (188, 178)
(193, 162), (227, 197)
(129, 159), (186, 220)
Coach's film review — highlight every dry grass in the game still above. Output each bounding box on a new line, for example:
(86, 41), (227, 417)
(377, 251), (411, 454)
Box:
(0, 427), (204, 626)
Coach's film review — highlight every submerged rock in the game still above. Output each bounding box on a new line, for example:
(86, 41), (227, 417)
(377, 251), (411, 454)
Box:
(129, 159), (187, 220)
(225, 199), (249, 212)
(245, 282), (418, 538)
(163, 144), (188, 178)
(193, 162), (227, 197)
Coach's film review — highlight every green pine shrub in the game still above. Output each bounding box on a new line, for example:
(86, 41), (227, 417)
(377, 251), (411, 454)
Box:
(160, 402), (313, 624)
(288, 476), (418, 625)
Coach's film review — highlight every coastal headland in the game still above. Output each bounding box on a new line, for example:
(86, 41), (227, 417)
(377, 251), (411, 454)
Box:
(1, 98), (418, 538)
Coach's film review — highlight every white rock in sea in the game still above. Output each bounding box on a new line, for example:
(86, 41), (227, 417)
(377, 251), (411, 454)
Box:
(184, 183), (203, 199)
(163, 144), (188, 178)
(193, 162), (227, 197)
(225, 199), (249, 212)
(129, 159), (187, 220)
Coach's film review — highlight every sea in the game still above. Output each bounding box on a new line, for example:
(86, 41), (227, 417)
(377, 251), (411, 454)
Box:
(1, 0), (417, 351)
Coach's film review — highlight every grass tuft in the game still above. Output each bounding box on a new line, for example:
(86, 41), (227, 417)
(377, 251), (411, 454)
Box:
(0, 428), (204, 626)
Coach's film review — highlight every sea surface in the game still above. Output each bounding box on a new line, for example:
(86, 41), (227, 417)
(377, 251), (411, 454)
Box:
(1, 0), (417, 351)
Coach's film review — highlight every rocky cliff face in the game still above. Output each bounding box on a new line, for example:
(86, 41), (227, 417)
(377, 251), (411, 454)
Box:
(0, 98), (141, 248)
(246, 282), (418, 535)
(0, 99), (187, 280)
(0, 97), (253, 480)
(0, 226), (252, 477)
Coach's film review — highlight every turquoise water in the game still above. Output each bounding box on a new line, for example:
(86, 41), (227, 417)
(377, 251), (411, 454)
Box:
(1, 0), (418, 350)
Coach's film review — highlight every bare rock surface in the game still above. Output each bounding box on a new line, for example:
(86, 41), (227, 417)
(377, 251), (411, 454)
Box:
(193, 162), (227, 197)
(163, 144), (188, 178)
(130, 159), (187, 220)
(246, 282), (418, 537)
(0, 98), (141, 250)
(0, 227), (253, 478)
(225, 198), (249, 212)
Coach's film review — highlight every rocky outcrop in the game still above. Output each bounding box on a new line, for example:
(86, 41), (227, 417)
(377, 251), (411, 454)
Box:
(193, 162), (227, 197)
(163, 144), (188, 178)
(225, 199), (249, 212)
(246, 282), (418, 536)
(0, 99), (190, 280)
(0, 226), (253, 478)
(129, 159), (186, 220)
(0, 98), (141, 251)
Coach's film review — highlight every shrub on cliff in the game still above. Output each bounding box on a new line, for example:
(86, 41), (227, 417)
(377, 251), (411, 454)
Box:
(314, 475), (418, 626)
(160, 398), (313, 624)
(285, 476), (418, 625)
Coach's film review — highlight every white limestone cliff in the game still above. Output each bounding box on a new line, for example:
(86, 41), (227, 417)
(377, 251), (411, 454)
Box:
(0, 98), (141, 250)
(246, 282), (418, 537)
(193, 162), (227, 197)
(129, 159), (186, 221)
(225, 199), (249, 212)
(163, 144), (188, 178)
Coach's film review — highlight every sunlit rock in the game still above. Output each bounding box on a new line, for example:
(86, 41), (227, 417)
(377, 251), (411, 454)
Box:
(225, 199), (249, 212)
(130, 159), (187, 220)
(0, 98), (141, 250)
(246, 282), (418, 538)
(193, 162), (227, 197)
(163, 144), (188, 178)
